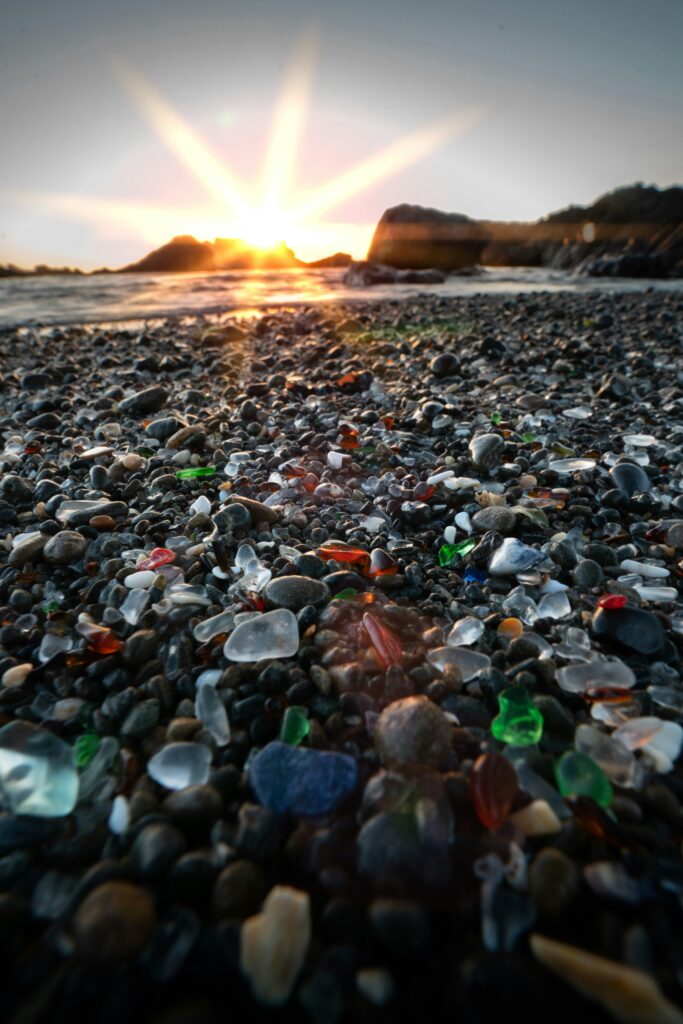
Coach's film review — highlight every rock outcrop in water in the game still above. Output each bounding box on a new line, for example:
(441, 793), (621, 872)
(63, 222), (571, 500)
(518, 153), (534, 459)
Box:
(120, 235), (302, 273)
(368, 184), (683, 278)
(367, 204), (491, 270)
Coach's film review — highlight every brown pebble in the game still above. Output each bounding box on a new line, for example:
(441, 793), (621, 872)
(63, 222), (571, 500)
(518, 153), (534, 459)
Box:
(89, 515), (116, 530)
(72, 881), (155, 963)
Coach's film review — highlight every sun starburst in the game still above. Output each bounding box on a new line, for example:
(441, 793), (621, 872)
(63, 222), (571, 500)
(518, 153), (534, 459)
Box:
(15, 34), (483, 263)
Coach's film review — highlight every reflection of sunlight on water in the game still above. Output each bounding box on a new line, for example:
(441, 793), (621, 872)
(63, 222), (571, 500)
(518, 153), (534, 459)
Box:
(2, 267), (683, 329)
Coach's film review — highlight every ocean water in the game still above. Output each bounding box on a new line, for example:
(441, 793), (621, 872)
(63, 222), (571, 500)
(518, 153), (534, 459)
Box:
(1, 266), (682, 329)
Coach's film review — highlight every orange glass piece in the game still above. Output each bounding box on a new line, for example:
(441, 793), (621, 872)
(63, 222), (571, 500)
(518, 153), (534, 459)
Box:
(138, 547), (176, 572)
(237, 591), (266, 612)
(336, 372), (358, 387)
(365, 548), (398, 578)
(338, 422), (359, 437)
(362, 612), (402, 669)
(282, 461), (307, 478)
(340, 435), (360, 450)
(24, 441), (42, 454)
(316, 542), (369, 565)
(412, 482), (435, 501)
(596, 594), (627, 610)
(380, 415), (394, 430)
(470, 752), (518, 830)
(76, 621), (124, 655)
(497, 617), (523, 639)
(584, 686), (634, 704)
(301, 473), (319, 492)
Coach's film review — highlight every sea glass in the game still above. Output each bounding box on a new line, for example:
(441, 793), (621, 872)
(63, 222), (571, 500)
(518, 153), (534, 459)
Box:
(470, 752), (519, 830)
(362, 613), (403, 669)
(555, 751), (612, 807)
(0, 721), (78, 817)
(447, 617), (485, 647)
(195, 683), (231, 746)
(248, 740), (358, 816)
(224, 609), (299, 662)
(280, 706), (310, 746)
(176, 466), (216, 479)
(147, 742), (212, 790)
(491, 686), (543, 746)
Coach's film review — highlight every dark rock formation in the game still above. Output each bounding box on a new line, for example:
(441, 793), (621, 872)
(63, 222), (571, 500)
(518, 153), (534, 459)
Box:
(367, 204), (491, 271)
(120, 235), (301, 273)
(482, 184), (683, 277)
(343, 262), (447, 287)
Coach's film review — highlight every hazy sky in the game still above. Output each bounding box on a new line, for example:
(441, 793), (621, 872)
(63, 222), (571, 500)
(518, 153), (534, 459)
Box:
(1, 0), (681, 266)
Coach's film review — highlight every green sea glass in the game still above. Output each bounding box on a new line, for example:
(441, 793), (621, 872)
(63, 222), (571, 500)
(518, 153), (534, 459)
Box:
(280, 706), (310, 747)
(74, 733), (100, 768)
(438, 537), (477, 567)
(176, 467), (217, 479)
(554, 750), (613, 807)
(491, 685), (543, 746)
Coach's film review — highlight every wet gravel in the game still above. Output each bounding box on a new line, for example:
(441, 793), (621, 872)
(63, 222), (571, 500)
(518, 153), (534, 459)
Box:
(1, 290), (683, 1023)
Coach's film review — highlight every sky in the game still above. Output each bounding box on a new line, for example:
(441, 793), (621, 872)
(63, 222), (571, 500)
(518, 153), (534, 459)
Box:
(1, 0), (681, 267)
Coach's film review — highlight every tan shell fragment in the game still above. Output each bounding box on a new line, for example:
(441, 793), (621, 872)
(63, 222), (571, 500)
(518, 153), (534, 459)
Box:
(530, 933), (683, 1024)
(240, 885), (311, 1006)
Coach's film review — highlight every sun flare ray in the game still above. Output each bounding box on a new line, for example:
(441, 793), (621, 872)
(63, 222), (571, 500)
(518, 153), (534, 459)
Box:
(260, 28), (318, 221)
(112, 58), (250, 220)
(290, 108), (484, 224)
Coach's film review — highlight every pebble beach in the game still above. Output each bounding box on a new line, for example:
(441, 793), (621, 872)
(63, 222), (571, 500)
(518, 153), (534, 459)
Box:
(2, 287), (683, 1023)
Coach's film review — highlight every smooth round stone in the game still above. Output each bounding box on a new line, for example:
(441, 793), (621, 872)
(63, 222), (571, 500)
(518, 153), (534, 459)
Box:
(8, 534), (47, 568)
(123, 570), (157, 589)
(43, 531), (87, 565)
(213, 503), (253, 531)
(472, 506), (516, 535)
(1, 663), (33, 688)
(592, 606), (664, 655)
(224, 609), (299, 662)
(73, 881), (156, 963)
(265, 576), (330, 611)
(666, 522), (683, 548)
(573, 559), (604, 591)
(547, 458), (596, 474)
(374, 696), (451, 767)
(429, 352), (459, 377)
(119, 385), (168, 416)
(147, 742), (212, 790)
(488, 538), (544, 576)
(427, 646), (491, 680)
(609, 462), (651, 496)
(240, 885), (311, 1007)
(0, 474), (34, 505)
(529, 848), (580, 915)
(469, 433), (505, 470)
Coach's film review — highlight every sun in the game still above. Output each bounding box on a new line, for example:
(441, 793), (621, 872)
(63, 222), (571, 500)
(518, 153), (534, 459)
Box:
(19, 38), (483, 263)
(234, 207), (292, 252)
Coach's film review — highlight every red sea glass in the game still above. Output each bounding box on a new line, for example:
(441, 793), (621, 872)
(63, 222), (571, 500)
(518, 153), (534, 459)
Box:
(362, 612), (403, 669)
(412, 482), (435, 501)
(596, 594), (628, 610)
(470, 752), (519, 830)
(138, 547), (176, 572)
(316, 542), (369, 566)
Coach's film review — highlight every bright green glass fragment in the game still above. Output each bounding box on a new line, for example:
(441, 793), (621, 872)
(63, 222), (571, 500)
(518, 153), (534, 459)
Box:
(491, 685), (543, 746)
(74, 732), (100, 768)
(176, 467), (217, 479)
(333, 588), (359, 601)
(554, 750), (613, 807)
(438, 536), (477, 567)
(490, 411), (501, 425)
(522, 432), (536, 443)
(280, 706), (310, 746)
